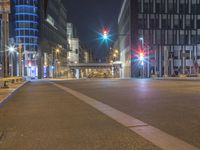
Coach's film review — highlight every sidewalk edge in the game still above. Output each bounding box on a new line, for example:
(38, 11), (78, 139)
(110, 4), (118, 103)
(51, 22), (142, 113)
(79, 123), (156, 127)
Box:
(0, 81), (29, 108)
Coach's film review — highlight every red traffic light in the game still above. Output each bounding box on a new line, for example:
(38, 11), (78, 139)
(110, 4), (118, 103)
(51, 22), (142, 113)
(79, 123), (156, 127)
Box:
(102, 29), (109, 39)
(103, 30), (108, 35)
(139, 52), (144, 61)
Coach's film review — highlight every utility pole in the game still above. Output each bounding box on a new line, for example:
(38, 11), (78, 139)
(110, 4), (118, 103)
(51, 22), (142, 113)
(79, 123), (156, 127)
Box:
(0, 0), (10, 78)
(18, 44), (22, 77)
(2, 13), (9, 77)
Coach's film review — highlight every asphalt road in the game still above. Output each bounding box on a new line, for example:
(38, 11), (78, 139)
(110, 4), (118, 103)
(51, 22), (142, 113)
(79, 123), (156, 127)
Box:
(0, 81), (161, 150)
(53, 79), (200, 149)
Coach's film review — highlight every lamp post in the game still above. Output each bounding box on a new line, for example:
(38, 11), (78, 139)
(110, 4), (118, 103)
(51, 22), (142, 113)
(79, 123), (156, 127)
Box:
(139, 36), (150, 78)
(8, 44), (16, 76)
(18, 44), (23, 77)
(2, 14), (9, 77)
(52, 47), (60, 78)
(0, 0), (11, 78)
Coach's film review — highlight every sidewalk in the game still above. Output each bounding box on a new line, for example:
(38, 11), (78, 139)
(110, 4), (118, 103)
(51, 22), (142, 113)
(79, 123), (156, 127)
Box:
(0, 81), (27, 105)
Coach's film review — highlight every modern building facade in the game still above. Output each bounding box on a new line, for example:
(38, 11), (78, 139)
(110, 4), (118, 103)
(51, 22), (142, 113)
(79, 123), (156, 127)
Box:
(118, 0), (200, 78)
(40, 0), (68, 78)
(67, 22), (79, 64)
(12, 0), (40, 79)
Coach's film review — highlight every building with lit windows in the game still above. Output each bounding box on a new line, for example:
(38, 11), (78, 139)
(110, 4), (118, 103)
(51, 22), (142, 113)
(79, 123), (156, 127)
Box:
(40, 0), (68, 78)
(67, 23), (79, 64)
(118, 0), (200, 78)
(12, 0), (39, 79)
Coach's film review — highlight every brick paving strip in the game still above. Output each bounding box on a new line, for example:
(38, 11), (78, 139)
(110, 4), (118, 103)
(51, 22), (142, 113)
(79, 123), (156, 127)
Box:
(51, 82), (200, 150)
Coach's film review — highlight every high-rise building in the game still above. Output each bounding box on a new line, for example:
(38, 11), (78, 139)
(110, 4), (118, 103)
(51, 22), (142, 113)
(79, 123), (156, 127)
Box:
(39, 0), (68, 78)
(12, 0), (40, 79)
(118, 0), (200, 78)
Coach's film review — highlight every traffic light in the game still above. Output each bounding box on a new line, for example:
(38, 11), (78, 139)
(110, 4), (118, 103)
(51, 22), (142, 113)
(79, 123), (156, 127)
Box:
(139, 52), (144, 61)
(139, 52), (145, 66)
(102, 30), (108, 40)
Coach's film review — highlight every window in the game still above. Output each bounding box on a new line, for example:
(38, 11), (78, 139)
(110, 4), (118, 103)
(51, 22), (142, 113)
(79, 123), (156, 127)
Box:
(162, 19), (166, 28)
(168, 30), (173, 44)
(185, 15), (190, 29)
(180, 30), (184, 44)
(168, 0), (173, 13)
(156, 2), (161, 13)
(156, 30), (161, 44)
(197, 19), (200, 29)
(174, 15), (179, 29)
(191, 34), (196, 44)
(144, 3), (149, 13)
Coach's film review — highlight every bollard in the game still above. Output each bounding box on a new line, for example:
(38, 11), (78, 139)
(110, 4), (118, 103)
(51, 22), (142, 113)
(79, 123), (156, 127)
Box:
(1, 81), (9, 89)
(11, 79), (15, 84)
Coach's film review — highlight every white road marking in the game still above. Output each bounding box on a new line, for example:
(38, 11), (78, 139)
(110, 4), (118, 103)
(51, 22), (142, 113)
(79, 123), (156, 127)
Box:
(52, 82), (200, 150)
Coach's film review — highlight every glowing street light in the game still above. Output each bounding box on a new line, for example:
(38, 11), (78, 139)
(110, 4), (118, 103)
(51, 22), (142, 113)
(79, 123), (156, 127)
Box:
(8, 45), (16, 53)
(56, 48), (60, 53)
(115, 49), (119, 54)
(113, 53), (117, 58)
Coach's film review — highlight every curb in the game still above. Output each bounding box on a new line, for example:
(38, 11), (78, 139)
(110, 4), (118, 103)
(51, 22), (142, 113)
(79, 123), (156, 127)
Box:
(0, 81), (29, 108)
(153, 77), (200, 81)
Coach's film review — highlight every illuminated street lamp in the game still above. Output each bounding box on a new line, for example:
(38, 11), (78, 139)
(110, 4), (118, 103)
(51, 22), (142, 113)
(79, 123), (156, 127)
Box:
(115, 49), (119, 54)
(56, 48), (60, 53)
(8, 45), (16, 53)
(8, 45), (17, 76)
(52, 47), (61, 78)
(139, 36), (150, 77)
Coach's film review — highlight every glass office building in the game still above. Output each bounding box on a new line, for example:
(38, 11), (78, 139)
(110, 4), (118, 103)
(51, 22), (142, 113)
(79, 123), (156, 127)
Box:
(118, 0), (200, 78)
(13, 0), (39, 78)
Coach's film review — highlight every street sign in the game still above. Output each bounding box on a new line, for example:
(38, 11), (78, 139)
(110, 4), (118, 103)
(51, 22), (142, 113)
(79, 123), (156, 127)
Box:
(0, 0), (10, 14)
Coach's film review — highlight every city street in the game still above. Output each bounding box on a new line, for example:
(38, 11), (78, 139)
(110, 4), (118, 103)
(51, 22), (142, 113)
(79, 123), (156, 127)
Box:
(0, 79), (200, 150)
(2, 0), (200, 149)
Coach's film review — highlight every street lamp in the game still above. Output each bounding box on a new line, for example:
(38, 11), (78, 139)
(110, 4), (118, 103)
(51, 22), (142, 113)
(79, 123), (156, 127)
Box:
(8, 45), (16, 53)
(115, 49), (119, 54)
(8, 45), (17, 76)
(139, 36), (150, 78)
(56, 48), (60, 53)
(113, 53), (117, 58)
(52, 47), (61, 78)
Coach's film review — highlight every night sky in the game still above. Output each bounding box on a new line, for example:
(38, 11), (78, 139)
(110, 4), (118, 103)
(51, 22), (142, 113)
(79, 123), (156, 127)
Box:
(62, 0), (123, 61)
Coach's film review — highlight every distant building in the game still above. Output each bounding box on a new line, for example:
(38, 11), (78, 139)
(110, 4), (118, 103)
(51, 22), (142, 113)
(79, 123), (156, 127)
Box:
(118, 0), (200, 78)
(12, 0), (40, 79)
(79, 44), (93, 64)
(40, 0), (68, 78)
(67, 22), (79, 64)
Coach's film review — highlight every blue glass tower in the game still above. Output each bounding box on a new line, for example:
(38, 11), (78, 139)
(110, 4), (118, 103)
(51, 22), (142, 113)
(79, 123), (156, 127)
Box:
(13, 0), (39, 78)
